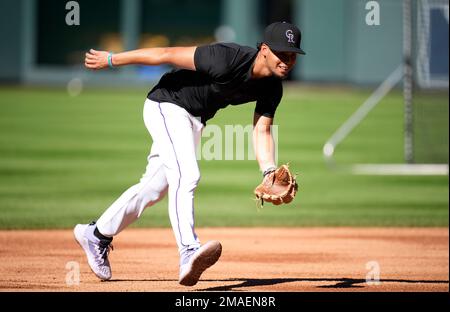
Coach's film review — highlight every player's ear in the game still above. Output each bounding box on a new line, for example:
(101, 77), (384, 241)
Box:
(260, 43), (270, 58)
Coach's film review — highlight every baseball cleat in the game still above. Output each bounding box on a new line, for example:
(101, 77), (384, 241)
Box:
(74, 222), (113, 281)
(178, 240), (222, 286)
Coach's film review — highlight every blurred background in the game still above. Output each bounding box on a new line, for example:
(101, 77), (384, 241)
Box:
(2, 0), (442, 84)
(0, 0), (448, 228)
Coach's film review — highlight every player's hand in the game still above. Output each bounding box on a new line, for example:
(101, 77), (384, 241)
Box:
(254, 164), (298, 206)
(85, 49), (109, 70)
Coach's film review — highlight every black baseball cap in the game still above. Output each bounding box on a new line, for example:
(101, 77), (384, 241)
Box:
(260, 21), (306, 55)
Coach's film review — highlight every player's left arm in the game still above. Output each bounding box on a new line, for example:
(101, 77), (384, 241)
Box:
(253, 112), (277, 174)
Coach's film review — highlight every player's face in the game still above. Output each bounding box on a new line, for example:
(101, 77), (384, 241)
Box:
(267, 49), (297, 78)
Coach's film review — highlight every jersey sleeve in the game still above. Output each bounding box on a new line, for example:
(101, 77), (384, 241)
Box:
(254, 80), (283, 118)
(194, 43), (240, 82)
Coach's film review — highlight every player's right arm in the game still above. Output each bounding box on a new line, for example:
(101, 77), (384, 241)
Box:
(84, 47), (196, 71)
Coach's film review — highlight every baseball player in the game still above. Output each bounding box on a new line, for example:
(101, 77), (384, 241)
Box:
(74, 21), (305, 286)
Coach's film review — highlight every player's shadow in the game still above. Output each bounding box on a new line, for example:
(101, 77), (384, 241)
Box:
(106, 277), (448, 291)
(193, 277), (449, 291)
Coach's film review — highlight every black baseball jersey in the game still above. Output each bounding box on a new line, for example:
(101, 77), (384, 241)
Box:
(147, 43), (283, 124)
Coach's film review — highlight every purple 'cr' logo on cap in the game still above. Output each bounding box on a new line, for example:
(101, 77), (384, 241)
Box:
(285, 30), (295, 43)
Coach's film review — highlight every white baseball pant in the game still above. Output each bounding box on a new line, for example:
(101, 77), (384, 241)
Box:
(96, 99), (203, 253)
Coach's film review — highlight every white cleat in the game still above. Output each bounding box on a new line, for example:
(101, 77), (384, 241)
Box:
(74, 223), (113, 281)
(179, 240), (222, 286)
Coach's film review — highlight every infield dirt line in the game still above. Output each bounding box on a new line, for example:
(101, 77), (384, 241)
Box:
(0, 227), (448, 292)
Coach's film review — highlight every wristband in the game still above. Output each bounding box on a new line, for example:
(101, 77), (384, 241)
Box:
(107, 52), (115, 68)
(263, 166), (277, 177)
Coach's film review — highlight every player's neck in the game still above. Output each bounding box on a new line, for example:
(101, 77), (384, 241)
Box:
(251, 52), (272, 79)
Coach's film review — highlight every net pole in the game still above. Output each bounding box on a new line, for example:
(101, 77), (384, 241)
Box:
(403, 0), (414, 163)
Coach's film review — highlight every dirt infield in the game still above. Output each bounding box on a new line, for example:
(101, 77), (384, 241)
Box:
(0, 227), (448, 292)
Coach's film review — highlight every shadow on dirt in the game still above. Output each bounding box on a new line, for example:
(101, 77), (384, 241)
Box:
(192, 277), (449, 291)
(105, 277), (448, 291)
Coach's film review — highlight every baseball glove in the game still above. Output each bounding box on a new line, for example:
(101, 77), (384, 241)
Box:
(254, 164), (298, 206)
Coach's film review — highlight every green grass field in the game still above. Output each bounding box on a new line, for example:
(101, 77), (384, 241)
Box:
(0, 85), (448, 229)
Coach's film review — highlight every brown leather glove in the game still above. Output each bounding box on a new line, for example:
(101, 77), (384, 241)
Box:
(254, 164), (298, 205)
